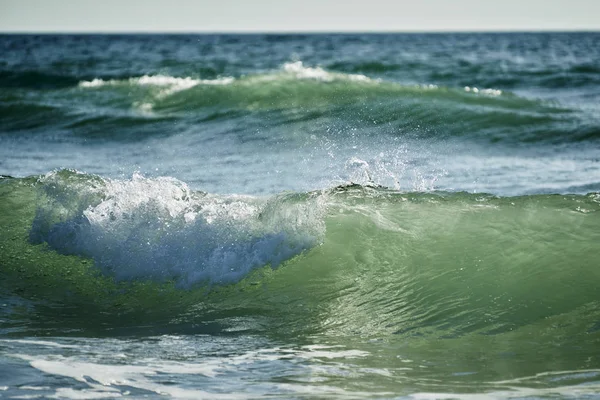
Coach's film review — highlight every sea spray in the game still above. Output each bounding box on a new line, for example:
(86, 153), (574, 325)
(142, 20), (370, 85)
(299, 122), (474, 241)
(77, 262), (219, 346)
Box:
(29, 170), (325, 287)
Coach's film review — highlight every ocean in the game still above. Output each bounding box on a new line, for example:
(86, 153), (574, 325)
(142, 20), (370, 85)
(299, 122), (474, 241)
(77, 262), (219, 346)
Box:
(0, 33), (599, 399)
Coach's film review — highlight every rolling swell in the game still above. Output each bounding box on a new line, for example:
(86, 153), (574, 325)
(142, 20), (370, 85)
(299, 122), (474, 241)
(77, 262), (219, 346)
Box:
(1, 60), (593, 144)
(1, 171), (599, 341)
(72, 62), (588, 144)
(74, 62), (528, 112)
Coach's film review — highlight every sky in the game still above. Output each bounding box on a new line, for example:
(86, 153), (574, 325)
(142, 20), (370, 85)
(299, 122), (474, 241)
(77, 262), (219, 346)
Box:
(1, 0), (599, 32)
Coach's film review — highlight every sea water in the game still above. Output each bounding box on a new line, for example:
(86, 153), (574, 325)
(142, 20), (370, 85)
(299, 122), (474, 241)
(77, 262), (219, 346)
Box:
(1, 33), (600, 399)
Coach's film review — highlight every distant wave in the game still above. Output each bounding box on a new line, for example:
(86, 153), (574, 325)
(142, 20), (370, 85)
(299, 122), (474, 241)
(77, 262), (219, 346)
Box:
(73, 62), (521, 120)
(72, 62), (589, 144)
(2, 62), (597, 144)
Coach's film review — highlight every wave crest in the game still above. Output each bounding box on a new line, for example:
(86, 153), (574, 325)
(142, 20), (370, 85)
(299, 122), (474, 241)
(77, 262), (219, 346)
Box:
(30, 170), (324, 287)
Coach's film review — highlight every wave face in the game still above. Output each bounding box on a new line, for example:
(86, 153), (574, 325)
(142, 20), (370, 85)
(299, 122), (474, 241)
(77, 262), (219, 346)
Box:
(1, 171), (599, 398)
(1, 171), (599, 336)
(1, 172), (600, 397)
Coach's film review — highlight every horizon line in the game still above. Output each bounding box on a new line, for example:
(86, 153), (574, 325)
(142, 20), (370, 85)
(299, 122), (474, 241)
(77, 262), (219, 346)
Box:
(1, 28), (600, 35)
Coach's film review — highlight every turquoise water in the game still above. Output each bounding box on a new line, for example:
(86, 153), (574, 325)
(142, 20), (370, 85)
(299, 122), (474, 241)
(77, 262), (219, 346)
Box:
(1, 33), (600, 399)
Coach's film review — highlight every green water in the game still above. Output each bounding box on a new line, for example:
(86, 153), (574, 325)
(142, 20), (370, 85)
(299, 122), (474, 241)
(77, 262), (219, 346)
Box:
(1, 175), (599, 398)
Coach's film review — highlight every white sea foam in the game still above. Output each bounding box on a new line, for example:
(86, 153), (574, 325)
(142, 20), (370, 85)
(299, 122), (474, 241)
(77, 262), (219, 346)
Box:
(282, 61), (372, 83)
(7, 340), (375, 399)
(464, 86), (502, 96)
(78, 78), (106, 88)
(31, 171), (324, 287)
(79, 63), (373, 96)
(10, 346), (600, 400)
(78, 75), (234, 97)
